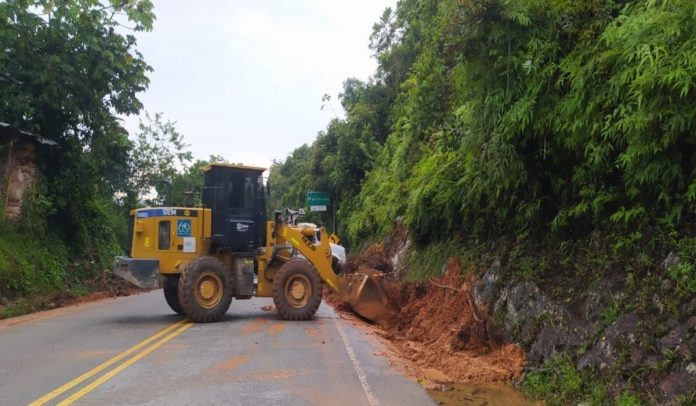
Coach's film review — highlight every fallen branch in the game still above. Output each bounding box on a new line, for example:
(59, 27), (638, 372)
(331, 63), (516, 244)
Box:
(428, 279), (481, 322)
(467, 293), (481, 323)
(428, 279), (461, 292)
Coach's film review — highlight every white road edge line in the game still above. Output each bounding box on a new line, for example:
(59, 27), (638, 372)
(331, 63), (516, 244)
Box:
(333, 317), (381, 406)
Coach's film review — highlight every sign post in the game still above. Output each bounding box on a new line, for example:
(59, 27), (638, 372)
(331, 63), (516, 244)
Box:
(306, 191), (330, 212)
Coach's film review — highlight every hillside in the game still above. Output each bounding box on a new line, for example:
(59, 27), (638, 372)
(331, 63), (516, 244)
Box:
(269, 1), (696, 404)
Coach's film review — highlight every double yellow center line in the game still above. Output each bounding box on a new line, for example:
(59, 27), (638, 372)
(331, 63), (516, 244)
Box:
(29, 320), (193, 406)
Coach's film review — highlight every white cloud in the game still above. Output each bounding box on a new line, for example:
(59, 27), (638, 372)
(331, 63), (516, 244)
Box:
(123, 0), (395, 169)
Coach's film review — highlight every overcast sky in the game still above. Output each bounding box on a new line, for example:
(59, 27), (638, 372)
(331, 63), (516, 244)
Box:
(121, 0), (395, 169)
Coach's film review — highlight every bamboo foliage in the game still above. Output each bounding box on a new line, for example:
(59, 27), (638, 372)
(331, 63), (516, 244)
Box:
(270, 0), (696, 246)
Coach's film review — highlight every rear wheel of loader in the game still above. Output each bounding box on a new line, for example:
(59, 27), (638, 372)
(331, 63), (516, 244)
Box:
(178, 257), (233, 323)
(273, 259), (322, 321)
(163, 275), (184, 315)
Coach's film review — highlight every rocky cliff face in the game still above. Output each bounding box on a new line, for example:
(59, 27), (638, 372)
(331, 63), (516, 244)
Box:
(471, 258), (696, 403)
(1, 141), (36, 220)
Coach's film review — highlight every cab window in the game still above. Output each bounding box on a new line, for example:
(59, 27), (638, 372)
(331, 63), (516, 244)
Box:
(243, 177), (254, 208)
(158, 220), (170, 250)
(228, 175), (256, 209)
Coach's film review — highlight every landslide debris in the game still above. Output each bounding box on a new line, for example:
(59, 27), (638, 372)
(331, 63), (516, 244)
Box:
(376, 258), (525, 383)
(331, 242), (525, 385)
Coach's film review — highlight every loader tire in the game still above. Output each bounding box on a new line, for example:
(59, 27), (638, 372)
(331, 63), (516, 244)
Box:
(273, 259), (322, 321)
(178, 256), (233, 323)
(163, 275), (184, 315)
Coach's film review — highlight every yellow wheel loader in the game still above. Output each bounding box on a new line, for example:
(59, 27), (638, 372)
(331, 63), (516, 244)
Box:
(113, 164), (387, 322)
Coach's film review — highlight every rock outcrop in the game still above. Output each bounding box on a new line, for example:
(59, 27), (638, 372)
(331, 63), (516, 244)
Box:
(1, 140), (37, 220)
(472, 255), (696, 402)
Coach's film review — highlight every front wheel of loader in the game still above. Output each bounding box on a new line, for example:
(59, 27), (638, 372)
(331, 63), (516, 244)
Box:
(178, 257), (233, 323)
(163, 275), (184, 315)
(273, 259), (322, 321)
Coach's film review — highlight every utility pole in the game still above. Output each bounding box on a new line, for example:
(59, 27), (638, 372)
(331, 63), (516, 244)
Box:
(332, 187), (336, 234)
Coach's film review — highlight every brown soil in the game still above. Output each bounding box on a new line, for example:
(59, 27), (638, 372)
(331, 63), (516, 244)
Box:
(377, 258), (525, 383)
(328, 251), (526, 386)
(342, 242), (395, 276)
(323, 285), (352, 313)
(428, 382), (538, 406)
(260, 305), (275, 312)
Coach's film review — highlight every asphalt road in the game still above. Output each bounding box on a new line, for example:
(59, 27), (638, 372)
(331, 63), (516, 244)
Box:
(0, 291), (435, 405)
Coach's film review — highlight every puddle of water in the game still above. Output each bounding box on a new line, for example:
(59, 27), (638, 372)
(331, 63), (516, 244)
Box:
(427, 382), (538, 406)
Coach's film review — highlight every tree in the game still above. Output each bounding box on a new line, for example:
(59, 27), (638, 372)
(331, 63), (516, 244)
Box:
(127, 112), (192, 206)
(0, 0), (154, 259)
(169, 155), (227, 207)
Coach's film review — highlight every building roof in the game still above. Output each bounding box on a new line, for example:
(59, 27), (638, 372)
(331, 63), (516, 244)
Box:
(0, 72), (21, 84)
(0, 122), (58, 147)
(202, 163), (267, 172)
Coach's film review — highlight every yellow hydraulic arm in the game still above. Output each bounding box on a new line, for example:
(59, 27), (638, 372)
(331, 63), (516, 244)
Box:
(258, 220), (340, 294)
(258, 214), (388, 321)
(279, 223), (339, 291)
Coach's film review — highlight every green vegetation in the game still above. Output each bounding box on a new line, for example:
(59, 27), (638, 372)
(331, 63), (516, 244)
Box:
(0, 0), (154, 304)
(1, 0), (694, 401)
(268, 0), (696, 403)
(521, 356), (660, 406)
(0, 216), (68, 300)
(522, 356), (605, 405)
(0, 1), (219, 314)
(271, 0), (696, 249)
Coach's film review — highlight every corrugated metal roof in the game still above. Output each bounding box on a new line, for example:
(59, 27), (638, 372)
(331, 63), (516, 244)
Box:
(0, 72), (21, 84)
(0, 122), (58, 147)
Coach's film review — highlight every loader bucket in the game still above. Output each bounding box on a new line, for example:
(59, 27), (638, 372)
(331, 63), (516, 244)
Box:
(338, 268), (391, 321)
(112, 256), (161, 289)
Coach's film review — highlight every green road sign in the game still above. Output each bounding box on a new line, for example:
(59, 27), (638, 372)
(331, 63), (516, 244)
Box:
(307, 191), (330, 212)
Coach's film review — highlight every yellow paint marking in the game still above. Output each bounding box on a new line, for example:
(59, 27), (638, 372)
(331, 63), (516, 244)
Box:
(28, 320), (185, 406)
(57, 322), (193, 405)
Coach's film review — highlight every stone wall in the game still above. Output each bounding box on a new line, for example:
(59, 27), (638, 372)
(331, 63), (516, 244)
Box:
(1, 140), (37, 220)
(471, 258), (696, 403)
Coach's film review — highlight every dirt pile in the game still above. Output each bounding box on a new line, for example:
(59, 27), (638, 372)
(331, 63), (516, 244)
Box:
(376, 257), (526, 383)
(342, 243), (394, 276)
(342, 225), (410, 277)
(330, 244), (526, 384)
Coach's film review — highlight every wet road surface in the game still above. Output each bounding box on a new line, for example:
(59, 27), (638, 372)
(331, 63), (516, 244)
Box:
(0, 291), (435, 405)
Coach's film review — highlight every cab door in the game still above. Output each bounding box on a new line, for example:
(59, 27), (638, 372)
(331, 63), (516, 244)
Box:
(156, 212), (203, 274)
(156, 218), (174, 252)
(155, 217), (180, 274)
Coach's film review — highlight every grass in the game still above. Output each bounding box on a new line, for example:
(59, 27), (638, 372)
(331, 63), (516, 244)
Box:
(0, 221), (69, 298)
(400, 238), (495, 282)
(520, 356), (609, 405)
(0, 294), (62, 319)
(616, 392), (643, 406)
(0, 300), (31, 318)
(0, 219), (98, 320)
(0, 281), (108, 320)
(401, 240), (463, 281)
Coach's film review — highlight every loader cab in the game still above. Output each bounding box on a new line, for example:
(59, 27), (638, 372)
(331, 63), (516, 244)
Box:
(202, 164), (267, 253)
